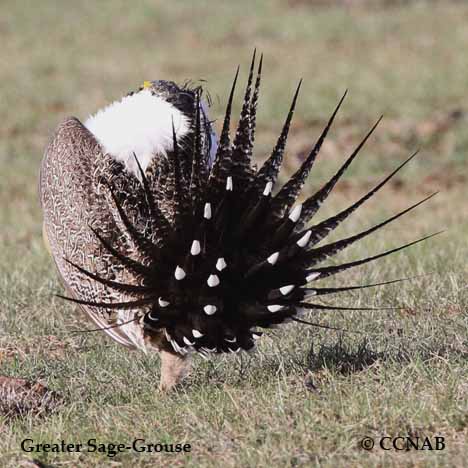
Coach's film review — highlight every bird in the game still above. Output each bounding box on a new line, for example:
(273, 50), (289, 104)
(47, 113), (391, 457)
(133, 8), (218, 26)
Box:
(40, 52), (437, 391)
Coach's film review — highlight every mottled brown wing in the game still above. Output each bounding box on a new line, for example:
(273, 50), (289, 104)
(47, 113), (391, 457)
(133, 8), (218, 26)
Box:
(40, 117), (141, 349)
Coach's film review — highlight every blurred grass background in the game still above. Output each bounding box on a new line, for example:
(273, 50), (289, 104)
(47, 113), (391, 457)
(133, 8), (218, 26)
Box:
(0, 0), (467, 467)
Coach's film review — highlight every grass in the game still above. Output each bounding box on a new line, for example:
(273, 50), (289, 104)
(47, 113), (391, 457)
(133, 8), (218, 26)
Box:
(1, 0), (467, 466)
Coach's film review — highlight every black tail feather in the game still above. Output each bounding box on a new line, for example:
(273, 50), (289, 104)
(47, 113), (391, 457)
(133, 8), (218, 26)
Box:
(209, 66), (240, 187)
(189, 92), (203, 211)
(296, 114), (382, 228)
(305, 276), (415, 296)
(301, 192), (437, 268)
(65, 258), (150, 295)
(291, 317), (347, 332)
(295, 302), (402, 311)
(248, 53), (263, 156)
(88, 225), (153, 277)
(231, 50), (257, 183)
(297, 151), (419, 240)
(269, 90), (348, 219)
(305, 232), (442, 281)
(254, 80), (302, 192)
(104, 180), (160, 259)
(56, 294), (156, 310)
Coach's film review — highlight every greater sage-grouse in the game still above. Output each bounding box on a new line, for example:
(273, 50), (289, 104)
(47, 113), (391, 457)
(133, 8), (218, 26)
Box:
(40, 54), (436, 390)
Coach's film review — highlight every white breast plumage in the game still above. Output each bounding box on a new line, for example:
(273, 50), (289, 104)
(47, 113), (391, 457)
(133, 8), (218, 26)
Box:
(84, 89), (190, 175)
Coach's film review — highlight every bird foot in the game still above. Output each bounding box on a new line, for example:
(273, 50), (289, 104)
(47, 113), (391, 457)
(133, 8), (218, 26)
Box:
(159, 349), (191, 392)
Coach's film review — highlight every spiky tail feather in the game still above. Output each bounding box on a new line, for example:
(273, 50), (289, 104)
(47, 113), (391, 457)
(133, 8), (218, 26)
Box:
(62, 55), (438, 356)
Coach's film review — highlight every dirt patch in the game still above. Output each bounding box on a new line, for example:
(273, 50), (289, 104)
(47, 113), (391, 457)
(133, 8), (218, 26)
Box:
(0, 376), (61, 420)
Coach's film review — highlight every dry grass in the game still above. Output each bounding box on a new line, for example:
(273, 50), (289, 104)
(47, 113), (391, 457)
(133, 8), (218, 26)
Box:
(0, 0), (467, 466)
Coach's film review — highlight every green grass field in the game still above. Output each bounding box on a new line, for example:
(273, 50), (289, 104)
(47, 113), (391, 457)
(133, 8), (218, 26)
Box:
(1, 1), (467, 466)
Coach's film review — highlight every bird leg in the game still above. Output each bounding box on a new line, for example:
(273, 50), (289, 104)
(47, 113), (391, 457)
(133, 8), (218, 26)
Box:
(159, 349), (191, 392)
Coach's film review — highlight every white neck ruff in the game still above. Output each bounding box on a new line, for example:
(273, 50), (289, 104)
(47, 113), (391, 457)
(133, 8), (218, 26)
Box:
(85, 89), (190, 174)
